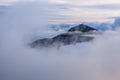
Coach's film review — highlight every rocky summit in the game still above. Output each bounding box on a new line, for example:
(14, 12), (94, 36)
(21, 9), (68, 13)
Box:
(30, 24), (98, 48)
(68, 24), (97, 32)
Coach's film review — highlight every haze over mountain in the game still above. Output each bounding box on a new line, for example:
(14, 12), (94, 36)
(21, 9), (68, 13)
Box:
(1, 1), (120, 80)
(30, 24), (97, 48)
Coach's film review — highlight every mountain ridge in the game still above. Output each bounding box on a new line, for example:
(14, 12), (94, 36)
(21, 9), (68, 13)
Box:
(30, 24), (98, 48)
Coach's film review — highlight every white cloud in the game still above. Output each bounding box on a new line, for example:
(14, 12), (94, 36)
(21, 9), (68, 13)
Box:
(0, 0), (17, 5)
(1, 2), (120, 80)
(1, 0), (120, 5)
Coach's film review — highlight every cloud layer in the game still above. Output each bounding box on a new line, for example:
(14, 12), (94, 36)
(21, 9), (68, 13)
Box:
(0, 2), (120, 80)
(1, 0), (120, 23)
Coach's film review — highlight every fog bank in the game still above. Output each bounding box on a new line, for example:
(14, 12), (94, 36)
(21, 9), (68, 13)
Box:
(0, 2), (120, 80)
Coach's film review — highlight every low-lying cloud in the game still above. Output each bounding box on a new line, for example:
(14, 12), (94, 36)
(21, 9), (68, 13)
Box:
(0, 2), (120, 80)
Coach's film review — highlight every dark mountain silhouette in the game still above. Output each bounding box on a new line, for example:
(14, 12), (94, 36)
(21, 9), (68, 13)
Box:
(30, 24), (97, 48)
(68, 24), (97, 32)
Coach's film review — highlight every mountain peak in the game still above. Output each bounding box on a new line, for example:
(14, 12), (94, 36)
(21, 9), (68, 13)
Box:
(68, 24), (97, 33)
(30, 24), (98, 48)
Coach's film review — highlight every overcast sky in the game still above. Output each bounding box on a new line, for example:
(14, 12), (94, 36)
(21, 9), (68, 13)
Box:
(1, 0), (120, 23)
(1, 0), (120, 5)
